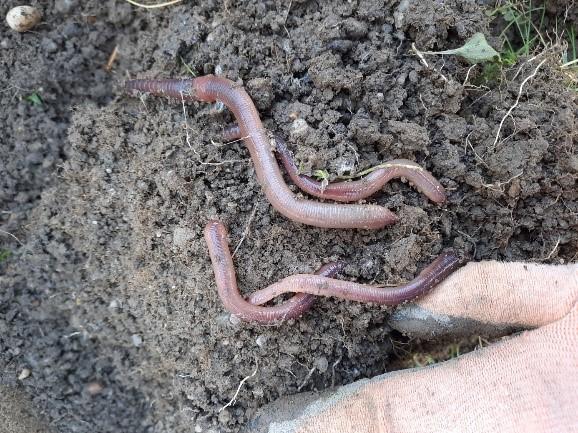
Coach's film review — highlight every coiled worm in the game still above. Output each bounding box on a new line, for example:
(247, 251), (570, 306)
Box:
(126, 76), (398, 229)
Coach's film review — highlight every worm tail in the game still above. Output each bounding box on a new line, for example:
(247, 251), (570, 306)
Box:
(125, 78), (195, 100)
(222, 124), (243, 142)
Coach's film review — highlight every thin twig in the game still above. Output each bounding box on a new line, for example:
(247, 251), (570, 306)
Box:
(543, 236), (561, 260)
(180, 91), (193, 148)
(464, 131), (489, 168)
(232, 204), (258, 257)
(283, 0), (293, 24)
(219, 362), (258, 412)
(561, 58), (578, 68)
(104, 45), (119, 71)
(490, 58), (547, 151)
(480, 172), (523, 192)
(512, 51), (547, 81)
(411, 43), (429, 68)
(0, 229), (23, 246)
(462, 64), (476, 86)
(214, 135), (250, 146)
(411, 43), (449, 82)
(297, 366), (316, 392)
(124, 0), (183, 8)
(331, 357), (342, 388)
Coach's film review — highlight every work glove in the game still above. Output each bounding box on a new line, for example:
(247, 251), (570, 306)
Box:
(246, 261), (578, 433)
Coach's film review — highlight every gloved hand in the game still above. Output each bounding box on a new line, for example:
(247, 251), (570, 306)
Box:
(246, 261), (578, 433)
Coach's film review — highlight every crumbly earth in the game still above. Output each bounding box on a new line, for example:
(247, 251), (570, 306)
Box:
(0, 1), (576, 432)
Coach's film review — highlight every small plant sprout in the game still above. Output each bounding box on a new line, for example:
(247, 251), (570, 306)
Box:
(313, 169), (330, 190)
(25, 92), (43, 106)
(179, 57), (197, 77)
(413, 33), (499, 64)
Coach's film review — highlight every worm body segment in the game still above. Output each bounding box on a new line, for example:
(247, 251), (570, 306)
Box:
(204, 220), (344, 323)
(126, 76), (397, 229)
(221, 128), (446, 203)
(274, 137), (446, 203)
(248, 252), (462, 306)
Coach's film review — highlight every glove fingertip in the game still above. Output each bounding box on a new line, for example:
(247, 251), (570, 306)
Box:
(389, 305), (523, 339)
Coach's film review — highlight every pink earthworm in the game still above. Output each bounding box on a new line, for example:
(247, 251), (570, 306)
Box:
(247, 251), (463, 306)
(221, 125), (446, 203)
(205, 220), (464, 322)
(126, 76), (397, 229)
(204, 220), (345, 323)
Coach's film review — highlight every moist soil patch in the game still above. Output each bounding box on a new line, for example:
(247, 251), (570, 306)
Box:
(1, 1), (576, 432)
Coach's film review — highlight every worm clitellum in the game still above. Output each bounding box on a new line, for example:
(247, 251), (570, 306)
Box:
(204, 220), (345, 323)
(205, 220), (464, 322)
(222, 127), (446, 204)
(126, 76), (397, 229)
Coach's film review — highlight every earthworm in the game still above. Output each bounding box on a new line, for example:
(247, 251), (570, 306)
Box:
(247, 251), (463, 306)
(222, 127), (446, 203)
(204, 220), (345, 323)
(205, 220), (464, 322)
(125, 76), (397, 229)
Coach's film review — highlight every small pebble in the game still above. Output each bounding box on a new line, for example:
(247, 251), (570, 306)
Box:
(6, 6), (41, 32)
(173, 227), (194, 247)
(314, 356), (329, 373)
(18, 368), (31, 380)
(194, 425), (203, 433)
(86, 381), (104, 395)
(255, 335), (268, 348)
(218, 409), (231, 424)
(41, 38), (58, 53)
(213, 100), (225, 113)
(131, 334), (143, 347)
(291, 118), (309, 136)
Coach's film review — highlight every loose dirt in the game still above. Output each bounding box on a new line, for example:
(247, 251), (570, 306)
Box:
(1, 1), (576, 432)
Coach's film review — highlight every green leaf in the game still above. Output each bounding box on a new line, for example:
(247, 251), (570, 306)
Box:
(502, 8), (516, 22)
(420, 33), (499, 64)
(313, 169), (329, 181)
(0, 249), (11, 263)
(25, 92), (43, 106)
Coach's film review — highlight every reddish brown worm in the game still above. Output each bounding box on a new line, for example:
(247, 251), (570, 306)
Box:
(247, 251), (463, 306)
(126, 75), (397, 229)
(204, 220), (345, 323)
(205, 220), (464, 322)
(222, 126), (446, 204)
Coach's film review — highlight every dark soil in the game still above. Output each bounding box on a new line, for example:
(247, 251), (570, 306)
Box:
(1, 1), (576, 432)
